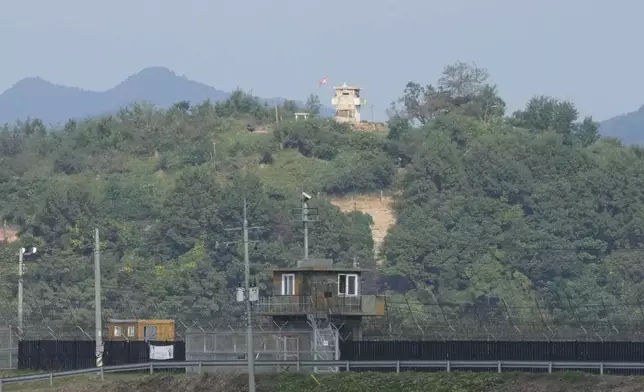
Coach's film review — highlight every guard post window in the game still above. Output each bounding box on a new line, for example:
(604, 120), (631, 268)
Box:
(282, 273), (295, 295)
(338, 274), (358, 296)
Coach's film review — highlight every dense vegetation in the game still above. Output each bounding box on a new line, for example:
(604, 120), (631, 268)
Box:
(2, 61), (644, 339)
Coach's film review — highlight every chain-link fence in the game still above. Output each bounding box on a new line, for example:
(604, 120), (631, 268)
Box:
(0, 327), (17, 370)
(185, 328), (316, 373)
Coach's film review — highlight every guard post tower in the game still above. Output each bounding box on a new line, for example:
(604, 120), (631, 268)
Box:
(255, 192), (385, 372)
(331, 83), (365, 125)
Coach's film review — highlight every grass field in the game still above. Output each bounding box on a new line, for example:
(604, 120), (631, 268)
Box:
(4, 371), (644, 392)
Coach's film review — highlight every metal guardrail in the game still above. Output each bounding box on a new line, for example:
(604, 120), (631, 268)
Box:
(2, 359), (644, 390)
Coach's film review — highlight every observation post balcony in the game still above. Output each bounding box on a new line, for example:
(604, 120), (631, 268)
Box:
(255, 294), (385, 317)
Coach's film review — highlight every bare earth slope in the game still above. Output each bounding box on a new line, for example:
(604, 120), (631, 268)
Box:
(38, 372), (644, 392)
(329, 195), (396, 264)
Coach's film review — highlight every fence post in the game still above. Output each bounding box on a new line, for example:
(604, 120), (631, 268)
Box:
(497, 360), (502, 373)
(600, 362), (604, 375)
(198, 361), (203, 375)
(49, 373), (53, 387)
(8, 329), (12, 370)
(100, 366), (104, 381)
(345, 361), (350, 372)
(149, 362), (153, 375)
(396, 360), (400, 373)
(296, 360), (300, 372)
(446, 360), (451, 373)
(548, 362), (552, 374)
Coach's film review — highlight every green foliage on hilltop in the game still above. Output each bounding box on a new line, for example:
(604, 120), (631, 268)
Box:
(4, 61), (644, 338)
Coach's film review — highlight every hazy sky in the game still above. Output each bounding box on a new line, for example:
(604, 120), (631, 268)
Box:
(0, 0), (641, 121)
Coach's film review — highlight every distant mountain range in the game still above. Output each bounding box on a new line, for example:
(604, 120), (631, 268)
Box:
(0, 67), (332, 126)
(599, 106), (644, 145)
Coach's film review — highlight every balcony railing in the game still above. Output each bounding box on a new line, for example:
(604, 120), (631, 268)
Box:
(255, 295), (363, 315)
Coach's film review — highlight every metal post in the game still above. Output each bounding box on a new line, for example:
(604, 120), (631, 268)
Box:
(8, 327), (12, 369)
(17, 249), (24, 333)
(94, 229), (104, 367)
(303, 200), (309, 260)
(243, 198), (256, 392)
(274, 99), (279, 125)
(212, 141), (216, 169)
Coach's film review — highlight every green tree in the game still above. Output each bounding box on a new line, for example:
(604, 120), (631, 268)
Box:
(305, 94), (322, 117)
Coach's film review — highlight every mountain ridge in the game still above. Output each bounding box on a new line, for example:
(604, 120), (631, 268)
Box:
(0, 67), (328, 125)
(599, 105), (644, 144)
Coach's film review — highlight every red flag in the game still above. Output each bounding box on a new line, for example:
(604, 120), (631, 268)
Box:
(318, 76), (328, 86)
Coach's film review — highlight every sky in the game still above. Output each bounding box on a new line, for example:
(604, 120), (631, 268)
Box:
(0, 0), (642, 122)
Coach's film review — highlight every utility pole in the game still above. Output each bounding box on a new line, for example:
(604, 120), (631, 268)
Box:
(212, 140), (216, 169)
(274, 99), (279, 125)
(225, 198), (261, 392)
(17, 248), (24, 333)
(303, 198), (309, 260)
(94, 228), (103, 367)
(296, 193), (318, 261)
(243, 199), (255, 392)
(18, 246), (37, 335)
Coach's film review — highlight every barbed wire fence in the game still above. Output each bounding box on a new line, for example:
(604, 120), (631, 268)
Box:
(361, 294), (644, 342)
(2, 260), (644, 342)
(3, 288), (644, 343)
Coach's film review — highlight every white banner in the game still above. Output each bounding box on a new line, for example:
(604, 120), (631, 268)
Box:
(149, 344), (174, 360)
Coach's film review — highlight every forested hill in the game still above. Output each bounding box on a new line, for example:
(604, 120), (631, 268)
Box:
(1, 61), (643, 339)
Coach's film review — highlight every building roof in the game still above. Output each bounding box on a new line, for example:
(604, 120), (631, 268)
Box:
(271, 258), (365, 273)
(333, 85), (360, 91)
(273, 258), (362, 273)
(107, 319), (174, 323)
(271, 266), (364, 273)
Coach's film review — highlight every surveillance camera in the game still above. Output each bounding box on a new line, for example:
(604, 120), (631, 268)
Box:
(302, 192), (312, 201)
